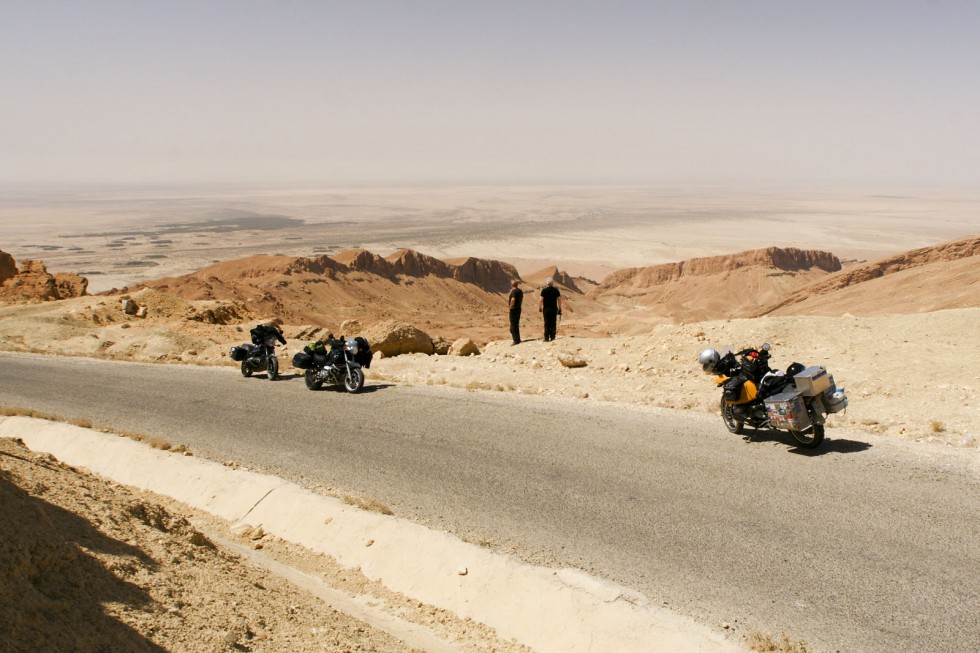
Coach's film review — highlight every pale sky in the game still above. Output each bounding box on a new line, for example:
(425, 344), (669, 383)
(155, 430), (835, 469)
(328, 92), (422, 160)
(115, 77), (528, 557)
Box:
(2, 0), (979, 186)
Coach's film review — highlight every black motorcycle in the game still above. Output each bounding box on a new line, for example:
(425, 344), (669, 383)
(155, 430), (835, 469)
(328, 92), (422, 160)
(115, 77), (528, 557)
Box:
(230, 325), (286, 380)
(292, 336), (372, 393)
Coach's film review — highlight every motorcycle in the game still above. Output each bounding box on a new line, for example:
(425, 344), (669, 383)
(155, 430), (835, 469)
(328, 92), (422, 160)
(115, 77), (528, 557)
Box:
(698, 343), (848, 449)
(292, 335), (372, 393)
(229, 325), (286, 380)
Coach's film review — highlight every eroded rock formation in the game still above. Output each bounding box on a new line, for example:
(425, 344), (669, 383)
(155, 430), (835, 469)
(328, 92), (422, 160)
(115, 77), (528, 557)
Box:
(0, 251), (88, 303)
(593, 247), (841, 297)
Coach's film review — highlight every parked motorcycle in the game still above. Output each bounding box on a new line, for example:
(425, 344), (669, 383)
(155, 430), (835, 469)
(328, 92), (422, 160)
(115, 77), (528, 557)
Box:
(229, 325), (286, 380)
(698, 343), (848, 449)
(292, 335), (373, 393)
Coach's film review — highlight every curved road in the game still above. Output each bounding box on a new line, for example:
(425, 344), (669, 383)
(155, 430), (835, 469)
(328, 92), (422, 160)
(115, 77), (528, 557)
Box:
(2, 352), (977, 653)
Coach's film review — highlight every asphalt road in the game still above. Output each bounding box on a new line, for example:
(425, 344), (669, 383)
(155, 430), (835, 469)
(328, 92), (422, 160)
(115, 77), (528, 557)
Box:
(2, 352), (977, 653)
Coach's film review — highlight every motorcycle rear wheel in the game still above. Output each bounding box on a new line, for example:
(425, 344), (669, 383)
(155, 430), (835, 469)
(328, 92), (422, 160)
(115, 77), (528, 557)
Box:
(267, 356), (279, 380)
(788, 424), (825, 449)
(305, 369), (323, 390)
(344, 368), (365, 393)
(720, 397), (744, 434)
(241, 360), (252, 377)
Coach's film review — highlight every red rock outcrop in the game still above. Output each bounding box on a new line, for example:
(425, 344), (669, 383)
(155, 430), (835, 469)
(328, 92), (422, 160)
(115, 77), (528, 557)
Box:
(0, 250), (17, 284)
(593, 247), (840, 297)
(386, 249), (453, 278)
(284, 255), (347, 277)
(135, 248), (524, 342)
(334, 249), (398, 277)
(583, 246), (841, 322)
(758, 235), (980, 316)
(361, 320), (435, 357)
(524, 265), (582, 293)
(445, 257), (519, 292)
(0, 255), (88, 303)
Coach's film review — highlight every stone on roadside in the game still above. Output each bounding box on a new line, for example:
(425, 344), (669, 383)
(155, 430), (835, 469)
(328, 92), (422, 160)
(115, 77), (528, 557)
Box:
(361, 320), (434, 357)
(448, 338), (480, 356)
(558, 354), (588, 368)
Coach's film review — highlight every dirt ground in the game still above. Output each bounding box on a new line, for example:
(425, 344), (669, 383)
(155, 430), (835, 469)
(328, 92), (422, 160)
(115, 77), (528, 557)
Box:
(0, 435), (530, 653)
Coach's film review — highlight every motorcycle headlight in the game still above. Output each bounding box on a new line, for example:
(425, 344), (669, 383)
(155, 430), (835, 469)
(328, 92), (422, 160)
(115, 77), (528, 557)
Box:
(345, 338), (358, 355)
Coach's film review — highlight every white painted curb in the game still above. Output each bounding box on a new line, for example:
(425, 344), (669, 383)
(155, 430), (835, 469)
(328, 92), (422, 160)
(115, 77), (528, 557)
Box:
(1, 416), (743, 653)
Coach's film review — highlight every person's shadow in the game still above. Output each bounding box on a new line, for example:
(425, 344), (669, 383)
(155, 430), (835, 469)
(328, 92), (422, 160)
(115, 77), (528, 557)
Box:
(1, 466), (168, 651)
(790, 437), (872, 456)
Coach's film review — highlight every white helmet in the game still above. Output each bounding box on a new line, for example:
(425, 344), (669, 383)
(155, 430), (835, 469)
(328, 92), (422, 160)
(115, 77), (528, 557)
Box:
(698, 348), (721, 373)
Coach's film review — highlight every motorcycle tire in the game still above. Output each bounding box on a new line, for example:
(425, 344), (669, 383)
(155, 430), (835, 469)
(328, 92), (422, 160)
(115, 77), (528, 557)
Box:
(304, 369), (323, 390)
(344, 368), (365, 393)
(720, 397), (744, 434)
(267, 356), (279, 380)
(241, 360), (252, 377)
(788, 423), (825, 449)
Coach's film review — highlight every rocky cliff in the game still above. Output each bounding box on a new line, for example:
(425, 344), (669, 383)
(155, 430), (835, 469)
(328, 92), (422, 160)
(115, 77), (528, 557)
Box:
(758, 235), (980, 316)
(135, 248), (522, 337)
(0, 251), (88, 303)
(523, 265), (582, 293)
(592, 247), (841, 297)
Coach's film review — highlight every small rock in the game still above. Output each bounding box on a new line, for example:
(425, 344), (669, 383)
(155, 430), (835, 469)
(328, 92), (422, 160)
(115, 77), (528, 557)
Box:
(558, 355), (587, 368)
(457, 566), (468, 576)
(366, 539), (374, 547)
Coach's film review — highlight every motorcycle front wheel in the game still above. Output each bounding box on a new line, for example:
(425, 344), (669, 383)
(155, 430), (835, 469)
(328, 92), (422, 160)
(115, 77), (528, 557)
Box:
(788, 423), (825, 449)
(344, 368), (365, 393)
(241, 360), (252, 377)
(720, 397), (744, 434)
(267, 356), (279, 380)
(304, 369), (323, 390)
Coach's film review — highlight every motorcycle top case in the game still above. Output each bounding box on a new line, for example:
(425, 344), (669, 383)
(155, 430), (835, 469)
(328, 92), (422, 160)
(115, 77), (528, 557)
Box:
(291, 352), (313, 369)
(764, 389), (812, 431)
(793, 366), (831, 397)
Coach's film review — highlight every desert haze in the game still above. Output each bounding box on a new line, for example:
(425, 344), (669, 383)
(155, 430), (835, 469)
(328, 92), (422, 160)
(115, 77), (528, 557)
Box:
(1, 185), (978, 653)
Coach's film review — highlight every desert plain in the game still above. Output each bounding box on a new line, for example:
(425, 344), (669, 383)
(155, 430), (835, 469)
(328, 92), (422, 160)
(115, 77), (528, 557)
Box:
(1, 184), (978, 652)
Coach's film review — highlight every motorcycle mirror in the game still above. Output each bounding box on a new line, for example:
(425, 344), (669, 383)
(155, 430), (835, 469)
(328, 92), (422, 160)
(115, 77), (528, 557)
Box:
(762, 343), (771, 351)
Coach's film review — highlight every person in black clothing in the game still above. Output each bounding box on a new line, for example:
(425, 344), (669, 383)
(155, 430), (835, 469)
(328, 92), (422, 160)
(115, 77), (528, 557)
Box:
(538, 278), (563, 341)
(508, 280), (523, 345)
(250, 323), (287, 347)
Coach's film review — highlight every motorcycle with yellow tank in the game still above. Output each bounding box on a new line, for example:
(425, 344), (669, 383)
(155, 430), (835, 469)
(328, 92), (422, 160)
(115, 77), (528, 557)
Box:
(698, 343), (848, 449)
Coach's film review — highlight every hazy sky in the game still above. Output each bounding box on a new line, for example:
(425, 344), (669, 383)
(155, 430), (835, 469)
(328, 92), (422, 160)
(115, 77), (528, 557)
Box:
(2, 1), (979, 186)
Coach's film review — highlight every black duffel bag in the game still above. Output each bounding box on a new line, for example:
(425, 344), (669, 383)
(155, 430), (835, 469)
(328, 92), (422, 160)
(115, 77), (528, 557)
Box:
(292, 352), (313, 369)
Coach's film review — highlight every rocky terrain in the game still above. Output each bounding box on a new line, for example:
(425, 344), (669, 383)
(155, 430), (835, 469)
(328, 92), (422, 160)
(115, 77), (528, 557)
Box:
(759, 235), (980, 316)
(591, 246), (842, 322)
(0, 250), (88, 303)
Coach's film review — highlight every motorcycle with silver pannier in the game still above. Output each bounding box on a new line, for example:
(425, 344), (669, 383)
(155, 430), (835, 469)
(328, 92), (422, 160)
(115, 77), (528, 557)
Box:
(698, 343), (848, 449)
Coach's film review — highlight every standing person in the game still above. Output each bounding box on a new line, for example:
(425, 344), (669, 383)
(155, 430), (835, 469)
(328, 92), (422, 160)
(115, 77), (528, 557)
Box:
(538, 278), (563, 341)
(508, 279), (524, 345)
